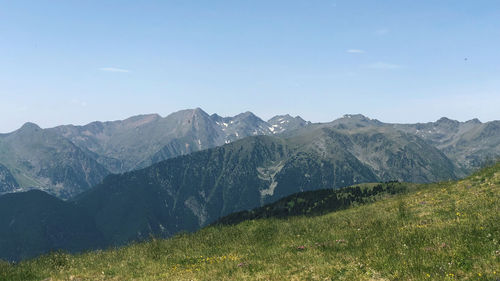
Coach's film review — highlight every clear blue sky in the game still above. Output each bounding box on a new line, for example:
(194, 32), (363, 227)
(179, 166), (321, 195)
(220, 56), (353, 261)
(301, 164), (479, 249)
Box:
(1, 0), (499, 132)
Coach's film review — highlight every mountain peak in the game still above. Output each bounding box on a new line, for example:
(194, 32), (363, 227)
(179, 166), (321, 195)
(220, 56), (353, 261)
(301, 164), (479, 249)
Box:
(436, 117), (454, 122)
(268, 114), (292, 122)
(185, 108), (210, 120)
(268, 114), (308, 124)
(293, 115), (307, 123)
(237, 111), (258, 118)
(193, 107), (206, 114)
(267, 114), (309, 134)
(465, 118), (481, 124)
(191, 108), (211, 121)
(233, 112), (262, 123)
(329, 114), (383, 129)
(435, 117), (459, 126)
(19, 122), (42, 132)
(342, 114), (369, 120)
(165, 108), (211, 123)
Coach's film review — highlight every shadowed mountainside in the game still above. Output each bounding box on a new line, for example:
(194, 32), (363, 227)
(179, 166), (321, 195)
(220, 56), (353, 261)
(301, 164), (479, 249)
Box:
(0, 190), (104, 261)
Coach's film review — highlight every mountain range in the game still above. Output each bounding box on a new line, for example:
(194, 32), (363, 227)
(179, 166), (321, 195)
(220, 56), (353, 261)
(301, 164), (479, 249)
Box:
(49, 109), (310, 174)
(0, 109), (310, 199)
(1, 108), (498, 199)
(393, 117), (500, 171)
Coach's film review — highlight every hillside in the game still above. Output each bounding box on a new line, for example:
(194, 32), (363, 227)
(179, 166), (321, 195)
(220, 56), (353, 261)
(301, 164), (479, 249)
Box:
(213, 181), (418, 226)
(0, 123), (110, 199)
(2, 163), (498, 280)
(0, 190), (104, 262)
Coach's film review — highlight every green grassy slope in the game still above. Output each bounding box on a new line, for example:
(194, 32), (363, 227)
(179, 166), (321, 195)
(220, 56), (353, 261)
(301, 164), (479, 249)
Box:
(1, 163), (499, 281)
(214, 181), (419, 226)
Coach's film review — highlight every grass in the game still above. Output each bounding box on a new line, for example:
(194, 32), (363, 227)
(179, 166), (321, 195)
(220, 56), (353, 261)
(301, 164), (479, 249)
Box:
(1, 163), (499, 280)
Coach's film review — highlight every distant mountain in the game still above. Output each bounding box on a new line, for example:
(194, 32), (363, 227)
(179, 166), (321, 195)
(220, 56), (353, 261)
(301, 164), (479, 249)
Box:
(302, 114), (499, 176)
(50, 108), (307, 174)
(268, 114), (310, 134)
(0, 108), (311, 199)
(393, 117), (500, 172)
(0, 190), (104, 261)
(0, 123), (110, 199)
(0, 109), (498, 200)
(293, 126), (457, 183)
(211, 111), (272, 141)
(144, 110), (277, 170)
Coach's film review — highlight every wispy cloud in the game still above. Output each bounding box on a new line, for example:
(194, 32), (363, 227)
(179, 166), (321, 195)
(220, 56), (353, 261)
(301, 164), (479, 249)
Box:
(347, 49), (365, 54)
(70, 98), (88, 107)
(365, 62), (402, 70)
(100, 67), (130, 73)
(374, 28), (389, 35)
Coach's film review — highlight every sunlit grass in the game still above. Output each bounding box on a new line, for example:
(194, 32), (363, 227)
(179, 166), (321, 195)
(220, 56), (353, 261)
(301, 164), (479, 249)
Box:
(1, 164), (499, 280)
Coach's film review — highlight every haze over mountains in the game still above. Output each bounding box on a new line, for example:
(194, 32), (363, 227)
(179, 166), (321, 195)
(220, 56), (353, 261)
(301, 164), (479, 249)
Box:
(0, 108), (498, 261)
(49, 109), (302, 174)
(0, 109), (310, 199)
(0, 108), (498, 199)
